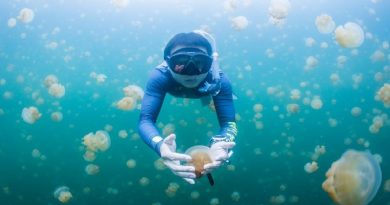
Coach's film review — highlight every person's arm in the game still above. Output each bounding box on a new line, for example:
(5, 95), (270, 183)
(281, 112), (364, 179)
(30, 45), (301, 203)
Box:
(138, 70), (167, 156)
(138, 68), (196, 184)
(211, 73), (237, 143)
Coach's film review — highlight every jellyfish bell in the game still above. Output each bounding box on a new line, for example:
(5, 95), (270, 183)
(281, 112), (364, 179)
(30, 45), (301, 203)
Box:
(21, 106), (41, 124)
(322, 149), (382, 205)
(53, 186), (72, 203)
(185, 145), (215, 185)
(334, 22), (365, 48)
(185, 145), (213, 178)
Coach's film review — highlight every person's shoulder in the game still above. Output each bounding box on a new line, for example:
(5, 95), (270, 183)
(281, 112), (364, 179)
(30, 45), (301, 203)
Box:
(146, 65), (173, 93)
(148, 66), (170, 83)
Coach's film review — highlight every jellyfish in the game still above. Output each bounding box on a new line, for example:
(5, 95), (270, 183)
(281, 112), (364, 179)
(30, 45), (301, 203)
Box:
(310, 97), (323, 110)
(95, 74), (107, 83)
(290, 89), (301, 100)
(322, 149), (382, 205)
(7, 18), (17, 28)
(304, 161), (318, 173)
(94, 130), (111, 151)
(51, 111), (63, 122)
(305, 37), (316, 47)
(286, 103), (299, 114)
(165, 182), (180, 197)
(253, 103), (263, 113)
(126, 159), (136, 169)
(334, 22), (364, 48)
(230, 16), (249, 31)
(304, 56), (319, 71)
(85, 164), (100, 175)
(185, 145), (215, 185)
(185, 145), (213, 178)
(53, 186), (72, 203)
(118, 130), (128, 138)
(268, 0), (291, 26)
(82, 130), (111, 152)
(18, 8), (34, 24)
(351, 107), (362, 117)
(116, 96), (136, 111)
(376, 83), (390, 107)
(139, 177), (150, 186)
(44, 74), (58, 88)
(123, 85), (144, 101)
(315, 14), (336, 34)
(48, 83), (65, 98)
(21, 106), (41, 124)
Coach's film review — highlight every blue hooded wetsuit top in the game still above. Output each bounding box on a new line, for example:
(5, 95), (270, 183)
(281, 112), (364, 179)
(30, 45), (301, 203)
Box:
(138, 63), (237, 156)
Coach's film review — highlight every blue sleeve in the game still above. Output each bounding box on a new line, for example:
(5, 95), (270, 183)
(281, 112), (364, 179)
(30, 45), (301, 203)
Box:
(212, 74), (237, 142)
(138, 69), (169, 156)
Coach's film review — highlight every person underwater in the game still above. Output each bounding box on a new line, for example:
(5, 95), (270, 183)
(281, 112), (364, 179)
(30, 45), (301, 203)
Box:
(138, 30), (237, 184)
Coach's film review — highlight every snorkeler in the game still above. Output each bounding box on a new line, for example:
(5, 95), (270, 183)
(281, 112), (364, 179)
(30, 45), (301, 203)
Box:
(138, 31), (237, 184)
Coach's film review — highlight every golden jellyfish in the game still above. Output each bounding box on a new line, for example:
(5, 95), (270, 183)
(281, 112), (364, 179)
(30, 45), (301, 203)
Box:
(51, 111), (63, 122)
(305, 37), (316, 47)
(83, 150), (96, 162)
(310, 97), (323, 110)
(334, 22), (365, 48)
(139, 177), (150, 186)
(126, 159), (136, 169)
(85, 164), (100, 175)
(44, 74), (58, 88)
(304, 161), (318, 173)
(268, 0), (291, 26)
(118, 130), (128, 139)
(253, 103), (263, 113)
(322, 150), (382, 205)
(53, 186), (72, 203)
(123, 85), (144, 101)
(304, 56), (319, 71)
(116, 96), (136, 111)
(315, 14), (336, 34)
(21, 106), (41, 124)
(375, 83), (390, 107)
(18, 8), (34, 24)
(7, 18), (17, 28)
(165, 182), (180, 197)
(351, 107), (362, 117)
(185, 146), (213, 178)
(48, 83), (65, 98)
(286, 103), (299, 114)
(290, 89), (301, 100)
(82, 130), (111, 152)
(230, 16), (249, 31)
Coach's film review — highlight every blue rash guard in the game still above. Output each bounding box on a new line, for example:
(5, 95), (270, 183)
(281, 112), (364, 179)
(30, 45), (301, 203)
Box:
(138, 64), (237, 156)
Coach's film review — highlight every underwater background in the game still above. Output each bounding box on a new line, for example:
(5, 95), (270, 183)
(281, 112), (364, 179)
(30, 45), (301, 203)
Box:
(0, 0), (389, 204)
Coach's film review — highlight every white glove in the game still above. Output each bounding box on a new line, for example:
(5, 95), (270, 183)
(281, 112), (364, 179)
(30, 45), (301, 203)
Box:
(159, 133), (196, 184)
(203, 141), (235, 174)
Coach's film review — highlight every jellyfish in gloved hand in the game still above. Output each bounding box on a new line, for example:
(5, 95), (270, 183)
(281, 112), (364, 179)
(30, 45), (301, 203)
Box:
(322, 149), (382, 205)
(185, 145), (215, 186)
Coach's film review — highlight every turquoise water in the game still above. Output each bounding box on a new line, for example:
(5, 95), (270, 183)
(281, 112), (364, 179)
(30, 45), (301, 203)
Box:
(0, 0), (389, 204)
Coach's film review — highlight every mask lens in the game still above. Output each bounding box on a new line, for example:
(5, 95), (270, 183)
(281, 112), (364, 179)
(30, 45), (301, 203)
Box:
(168, 52), (212, 75)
